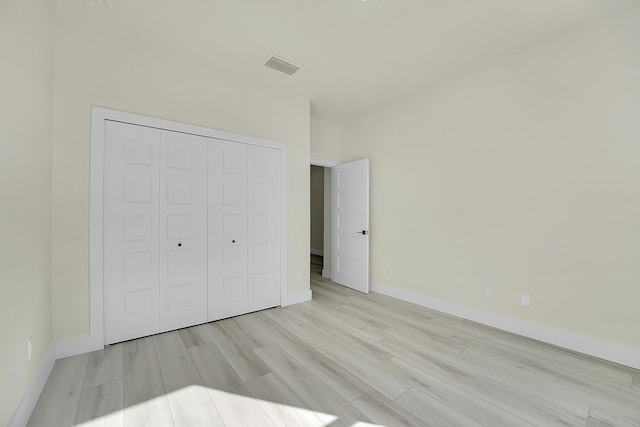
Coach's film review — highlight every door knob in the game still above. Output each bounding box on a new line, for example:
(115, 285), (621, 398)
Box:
(232, 240), (236, 243)
(358, 230), (369, 235)
(177, 242), (182, 247)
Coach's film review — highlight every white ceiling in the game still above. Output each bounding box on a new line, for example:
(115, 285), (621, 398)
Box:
(57, 0), (637, 122)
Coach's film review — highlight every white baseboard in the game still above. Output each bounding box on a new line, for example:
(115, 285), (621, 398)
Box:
(322, 269), (331, 279)
(8, 344), (56, 427)
(282, 289), (312, 306)
(370, 281), (640, 370)
(310, 248), (324, 256)
(56, 334), (103, 359)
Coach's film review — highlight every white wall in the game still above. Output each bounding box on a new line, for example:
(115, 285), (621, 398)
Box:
(51, 5), (311, 341)
(341, 5), (640, 351)
(0, 0), (53, 423)
(310, 166), (325, 253)
(311, 117), (342, 161)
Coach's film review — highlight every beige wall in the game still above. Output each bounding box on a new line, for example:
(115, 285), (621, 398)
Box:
(341, 6), (640, 350)
(311, 117), (342, 161)
(0, 0), (53, 423)
(51, 5), (311, 341)
(310, 166), (325, 252)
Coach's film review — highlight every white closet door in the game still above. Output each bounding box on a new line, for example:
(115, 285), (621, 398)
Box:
(159, 131), (208, 332)
(247, 146), (281, 311)
(208, 140), (248, 320)
(104, 121), (161, 345)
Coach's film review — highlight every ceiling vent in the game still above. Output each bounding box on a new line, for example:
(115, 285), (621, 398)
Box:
(264, 55), (300, 76)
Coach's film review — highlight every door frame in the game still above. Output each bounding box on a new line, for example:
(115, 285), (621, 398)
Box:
(85, 106), (288, 352)
(310, 157), (338, 280)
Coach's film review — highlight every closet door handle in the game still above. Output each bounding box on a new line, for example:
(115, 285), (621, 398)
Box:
(232, 240), (236, 243)
(177, 242), (182, 247)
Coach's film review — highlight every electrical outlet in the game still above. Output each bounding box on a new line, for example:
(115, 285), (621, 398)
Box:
(389, 268), (393, 277)
(27, 337), (32, 360)
(484, 288), (494, 299)
(521, 294), (530, 307)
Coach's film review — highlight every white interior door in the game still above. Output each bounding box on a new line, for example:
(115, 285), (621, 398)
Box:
(247, 145), (281, 311)
(332, 158), (370, 293)
(104, 121), (161, 344)
(208, 139), (248, 320)
(159, 130), (208, 332)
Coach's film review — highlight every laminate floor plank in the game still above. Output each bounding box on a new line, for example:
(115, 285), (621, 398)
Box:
(395, 388), (482, 427)
(178, 324), (213, 348)
(454, 327), (635, 390)
(343, 298), (456, 341)
(188, 341), (252, 395)
(266, 318), (372, 402)
(306, 283), (350, 304)
(284, 308), (392, 365)
(243, 311), (292, 344)
(224, 315), (274, 350)
(351, 390), (425, 427)
(381, 325), (469, 355)
(332, 301), (400, 331)
(245, 373), (327, 427)
(74, 379), (124, 427)
(27, 353), (90, 427)
(311, 295), (391, 332)
(279, 319), (411, 401)
(188, 341), (277, 426)
(460, 345), (640, 424)
(586, 416), (613, 427)
(153, 332), (224, 426)
(83, 344), (124, 389)
(310, 276), (363, 298)
(243, 309), (373, 402)
(292, 298), (387, 344)
(122, 336), (154, 354)
(254, 344), (371, 427)
(457, 345), (593, 425)
(123, 347), (173, 427)
(28, 266), (640, 427)
(261, 306), (294, 323)
(153, 331), (203, 390)
(461, 331), (637, 395)
(375, 337), (589, 426)
(587, 408), (640, 427)
(204, 320), (271, 382)
(379, 357), (533, 427)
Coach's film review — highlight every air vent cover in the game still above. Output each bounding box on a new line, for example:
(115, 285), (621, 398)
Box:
(264, 55), (300, 76)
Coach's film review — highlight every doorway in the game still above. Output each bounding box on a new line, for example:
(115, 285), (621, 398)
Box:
(310, 164), (331, 278)
(309, 157), (370, 292)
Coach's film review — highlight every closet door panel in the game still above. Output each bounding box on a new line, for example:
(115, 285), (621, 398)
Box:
(104, 121), (161, 345)
(208, 140), (248, 321)
(248, 146), (281, 311)
(159, 131), (208, 332)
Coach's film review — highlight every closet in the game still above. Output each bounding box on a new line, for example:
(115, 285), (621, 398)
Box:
(103, 120), (281, 345)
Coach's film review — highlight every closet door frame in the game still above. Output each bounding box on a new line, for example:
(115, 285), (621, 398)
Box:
(86, 106), (288, 352)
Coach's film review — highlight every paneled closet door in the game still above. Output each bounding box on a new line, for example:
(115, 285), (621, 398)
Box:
(208, 140), (248, 321)
(159, 131), (208, 332)
(248, 146), (281, 312)
(104, 121), (161, 345)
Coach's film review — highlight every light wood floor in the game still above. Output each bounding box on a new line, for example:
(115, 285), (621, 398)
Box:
(29, 266), (640, 426)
